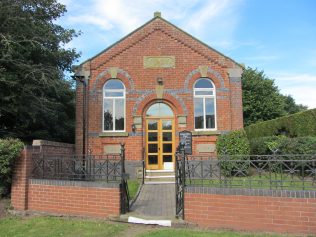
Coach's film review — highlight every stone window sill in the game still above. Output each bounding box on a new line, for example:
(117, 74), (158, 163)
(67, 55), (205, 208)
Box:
(99, 132), (129, 137)
(192, 131), (221, 136)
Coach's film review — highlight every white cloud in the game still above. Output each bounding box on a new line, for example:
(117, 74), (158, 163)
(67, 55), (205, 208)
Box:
(272, 73), (316, 108)
(61, 0), (244, 36)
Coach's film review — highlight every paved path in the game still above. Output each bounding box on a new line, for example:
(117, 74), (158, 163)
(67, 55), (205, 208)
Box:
(130, 184), (175, 218)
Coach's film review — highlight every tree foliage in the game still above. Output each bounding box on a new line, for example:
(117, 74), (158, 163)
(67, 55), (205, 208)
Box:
(0, 138), (24, 197)
(0, 0), (80, 143)
(242, 67), (307, 126)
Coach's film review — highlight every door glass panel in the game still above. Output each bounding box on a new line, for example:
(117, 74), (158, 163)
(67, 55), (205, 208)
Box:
(162, 120), (172, 130)
(148, 155), (158, 164)
(148, 121), (158, 130)
(163, 144), (172, 153)
(148, 132), (158, 141)
(163, 155), (172, 163)
(148, 144), (158, 153)
(162, 132), (172, 141)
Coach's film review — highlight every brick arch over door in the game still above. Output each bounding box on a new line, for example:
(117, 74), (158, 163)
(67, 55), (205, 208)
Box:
(132, 92), (186, 116)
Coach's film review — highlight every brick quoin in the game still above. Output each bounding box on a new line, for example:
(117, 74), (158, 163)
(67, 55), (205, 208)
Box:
(74, 14), (243, 160)
(185, 192), (316, 235)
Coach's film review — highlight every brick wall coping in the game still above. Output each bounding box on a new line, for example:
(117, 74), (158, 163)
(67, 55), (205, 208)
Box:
(30, 179), (120, 188)
(32, 140), (75, 148)
(185, 186), (316, 198)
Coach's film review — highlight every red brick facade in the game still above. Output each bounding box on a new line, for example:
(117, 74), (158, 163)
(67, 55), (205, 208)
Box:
(185, 190), (316, 235)
(75, 15), (243, 163)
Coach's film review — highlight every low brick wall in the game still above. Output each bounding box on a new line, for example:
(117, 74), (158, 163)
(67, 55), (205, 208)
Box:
(28, 179), (120, 218)
(185, 187), (316, 235)
(11, 142), (121, 218)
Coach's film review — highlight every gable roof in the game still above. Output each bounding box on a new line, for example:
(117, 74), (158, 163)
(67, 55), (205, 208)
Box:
(78, 14), (241, 68)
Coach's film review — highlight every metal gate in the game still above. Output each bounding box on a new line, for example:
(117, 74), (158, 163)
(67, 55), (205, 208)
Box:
(175, 143), (185, 219)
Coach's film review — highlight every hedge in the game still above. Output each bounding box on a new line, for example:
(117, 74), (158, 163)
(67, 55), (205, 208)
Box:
(244, 108), (316, 139)
(0, 138), (24, 197)
(250, 136), (316, 155)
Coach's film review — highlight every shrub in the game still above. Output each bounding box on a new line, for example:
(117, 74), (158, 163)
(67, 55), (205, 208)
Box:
(245, 108), (316, 139)
(216, 130), (250, 176)
(249, 136), (316, 155)
(217, 129), (250, 156)
(0, 138), (24, 197)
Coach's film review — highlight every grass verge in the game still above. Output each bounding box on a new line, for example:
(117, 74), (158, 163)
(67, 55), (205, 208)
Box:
(128, 179), (141, 200)
(0, 216), (126, 237)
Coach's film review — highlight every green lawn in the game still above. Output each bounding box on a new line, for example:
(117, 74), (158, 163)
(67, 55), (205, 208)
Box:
(128, 179), (141, 200)
(187, 172), (316, 190)
(0, 217), (126, 237)
(138, 229), (283, 237)
(0, 216), (289, 237)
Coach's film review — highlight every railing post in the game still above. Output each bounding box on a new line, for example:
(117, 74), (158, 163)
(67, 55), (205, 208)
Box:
(120, 142), (129, 214)
(120, 143), (125, 176)
(179, 141), (186, 220)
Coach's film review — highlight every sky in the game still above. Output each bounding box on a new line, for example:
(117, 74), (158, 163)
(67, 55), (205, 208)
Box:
(58, 0), (316, 108)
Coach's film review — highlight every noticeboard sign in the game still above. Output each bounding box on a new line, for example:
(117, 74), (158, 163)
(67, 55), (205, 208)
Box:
(179, 130), (192, 155)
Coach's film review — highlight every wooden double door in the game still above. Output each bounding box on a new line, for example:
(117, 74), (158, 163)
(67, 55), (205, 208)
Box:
(146, 118), (175, 170)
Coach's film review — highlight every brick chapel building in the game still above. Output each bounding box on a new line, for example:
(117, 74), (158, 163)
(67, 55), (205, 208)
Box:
(74, 12), (243, 175)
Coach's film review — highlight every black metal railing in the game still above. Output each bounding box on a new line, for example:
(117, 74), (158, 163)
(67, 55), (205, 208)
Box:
(31, 143), (130, 213)
(32, 153), (123, 181)
(184, 154), (316, 190)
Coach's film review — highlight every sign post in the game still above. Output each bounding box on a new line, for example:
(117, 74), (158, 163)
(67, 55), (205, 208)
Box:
(179, 130), (192, 155)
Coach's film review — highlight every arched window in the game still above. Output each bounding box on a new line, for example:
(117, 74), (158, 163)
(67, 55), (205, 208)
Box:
(146, 103), (173, 117)
(103, 79), (125, 131)
(194, 78), (216, 130)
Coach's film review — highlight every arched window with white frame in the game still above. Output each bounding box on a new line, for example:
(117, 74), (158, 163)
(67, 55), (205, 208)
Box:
(103, 79), (125, 132)
(194, 78), (216, 130)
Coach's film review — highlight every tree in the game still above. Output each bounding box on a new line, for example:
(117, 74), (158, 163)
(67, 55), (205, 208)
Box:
(242, 67), (286, 126)
(282, 94), (307, 115)
(242, 67), (308, 126)
(0, 0), (80, 143)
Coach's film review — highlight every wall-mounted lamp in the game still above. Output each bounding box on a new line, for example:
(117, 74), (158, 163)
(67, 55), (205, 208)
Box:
(132, 124), (136, 132)
(157, 77), (163, 85)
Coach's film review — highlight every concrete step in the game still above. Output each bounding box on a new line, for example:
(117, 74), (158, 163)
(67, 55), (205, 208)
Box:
(144, 176), (175, 182)
(144, 181), (175, 184)
(145, 170), (175, 177)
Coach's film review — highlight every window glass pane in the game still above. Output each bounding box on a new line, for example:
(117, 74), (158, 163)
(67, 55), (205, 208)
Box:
(195, 90), (213, 96)
(205, 98), (215, 129)
(148, 144), (158, 153)
(148, 132), (158, 141)
(104, 80), (124, 89)
(195, 79), (213, 88)
(146, 103), (173, 117)
(163, 132), (172, 141)
(148, 121), (158, 130)
(194, 98), (204, 129)
(163, 144), (172, 153)
(105, 91), (124, 97)
(162, 120), (172, 130)
(163, 155), (172, 163)
(104, 100), (113, 130)
(148, 155), (158, 164)
(115, 99), (124, 130)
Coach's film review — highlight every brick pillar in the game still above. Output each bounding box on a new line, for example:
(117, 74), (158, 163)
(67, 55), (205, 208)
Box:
(11, 146), (33, 211)
(228, 68), (244, 129)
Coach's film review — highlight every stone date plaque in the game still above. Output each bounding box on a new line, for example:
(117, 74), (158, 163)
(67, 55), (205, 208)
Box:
(144, 56), (175, 68)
